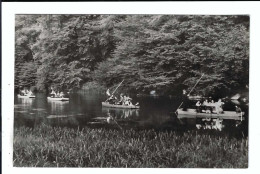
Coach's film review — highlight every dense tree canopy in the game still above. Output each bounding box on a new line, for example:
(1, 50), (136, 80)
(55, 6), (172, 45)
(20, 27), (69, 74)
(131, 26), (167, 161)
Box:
(15, 15), (249, 97)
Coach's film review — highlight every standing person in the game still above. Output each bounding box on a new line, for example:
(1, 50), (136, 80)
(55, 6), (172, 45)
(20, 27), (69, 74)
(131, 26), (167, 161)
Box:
(216, 99), (224, 114)
(20, 89), (26, 96)
(182, 89), (189, 111)
(235, 105), (242, 113)
(50, 89), (56, 98)
(28, 90), (33, 96)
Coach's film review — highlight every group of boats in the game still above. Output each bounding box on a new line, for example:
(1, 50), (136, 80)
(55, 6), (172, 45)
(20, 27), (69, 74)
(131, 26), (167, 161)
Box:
(17, 90), (69, 101)
(17, 77), (246, 122)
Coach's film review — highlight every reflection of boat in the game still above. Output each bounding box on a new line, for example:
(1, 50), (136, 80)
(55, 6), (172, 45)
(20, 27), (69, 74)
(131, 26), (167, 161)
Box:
(177, 109), (244, 120)
(47, 97), (69, 101)
(102, 102), (140, 109)
(196, 118), (225, 131)
(18, 94), (36, 98)
(47, 114), (76, 119)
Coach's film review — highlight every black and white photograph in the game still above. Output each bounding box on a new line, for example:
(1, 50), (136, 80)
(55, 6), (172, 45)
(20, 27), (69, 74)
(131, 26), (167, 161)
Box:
(2, 1), (260, 172)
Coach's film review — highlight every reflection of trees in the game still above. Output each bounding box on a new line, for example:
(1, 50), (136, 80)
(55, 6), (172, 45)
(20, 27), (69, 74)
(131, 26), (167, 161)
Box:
(16, 98), (33, 109)
(48, 101), (69, 115)
(33, 96), (48, 109)
(44, 115), (80, 127)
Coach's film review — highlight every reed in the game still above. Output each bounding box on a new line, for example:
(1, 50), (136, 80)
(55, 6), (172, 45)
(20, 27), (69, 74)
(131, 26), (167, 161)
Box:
(13, 124), (248, 168)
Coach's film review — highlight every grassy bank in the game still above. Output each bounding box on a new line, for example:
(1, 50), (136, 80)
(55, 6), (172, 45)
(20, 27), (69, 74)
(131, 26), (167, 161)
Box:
(13, 124), (248, 168)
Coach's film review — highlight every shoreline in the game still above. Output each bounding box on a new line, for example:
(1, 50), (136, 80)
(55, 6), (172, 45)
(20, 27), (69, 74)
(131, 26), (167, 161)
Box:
(13, 123), (248, 168)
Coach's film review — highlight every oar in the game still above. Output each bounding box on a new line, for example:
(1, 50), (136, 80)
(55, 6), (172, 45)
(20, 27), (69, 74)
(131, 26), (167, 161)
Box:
(107, 113), (123, 130)
(105, 80), (124, 102)
(175, 73), (204, 114)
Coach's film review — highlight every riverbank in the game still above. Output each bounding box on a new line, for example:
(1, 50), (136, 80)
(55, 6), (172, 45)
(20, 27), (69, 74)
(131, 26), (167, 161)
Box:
(13, 124), (248, 168)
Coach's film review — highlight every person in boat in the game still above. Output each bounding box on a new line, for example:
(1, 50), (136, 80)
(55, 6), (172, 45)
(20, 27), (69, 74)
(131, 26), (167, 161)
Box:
(202, 99), (214, 113)
(235, 105), (242, 113)
(116, 93), (124, 105)
(20, 89), (26, 96)
(123, 95), (134, 106)
(25, 89), (29, 94)
(108, 95), (117, 104)
(122, 95), (127, 105)
(50, 89), (56, 98)
(202, 99), (209, 106)
(28, 90), (33, 96)
(60, 92), (65, 98)
(209, 99), (216, 113)
(57, 91), (61, 98)
(182, 89), (189, 111)
(215, 99), (224, 114)
(196, 100), (202, 113)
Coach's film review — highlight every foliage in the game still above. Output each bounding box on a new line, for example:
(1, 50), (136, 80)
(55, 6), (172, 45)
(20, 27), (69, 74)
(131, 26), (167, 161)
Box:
(13, 124), (248, 167)
(15, 15), (249, 97)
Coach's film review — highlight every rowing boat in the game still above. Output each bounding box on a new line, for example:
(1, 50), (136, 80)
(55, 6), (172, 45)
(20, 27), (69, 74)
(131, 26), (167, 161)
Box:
(47, 97), (69, 101)
(176, 109), (244, 120)
(102, 102), (140, 109)
(17, 94), (36, 98)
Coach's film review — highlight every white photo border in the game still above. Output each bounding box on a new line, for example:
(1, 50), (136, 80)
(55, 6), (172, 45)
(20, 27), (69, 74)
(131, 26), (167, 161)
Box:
(2, 1), (260, 174)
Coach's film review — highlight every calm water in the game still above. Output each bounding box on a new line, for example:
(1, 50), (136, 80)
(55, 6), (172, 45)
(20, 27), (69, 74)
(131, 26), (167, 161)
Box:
(14, 91), (248, 135)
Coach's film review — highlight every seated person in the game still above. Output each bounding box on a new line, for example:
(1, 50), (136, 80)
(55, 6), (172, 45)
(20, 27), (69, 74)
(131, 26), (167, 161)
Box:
(196, 101), (202, 113)
(116, 93), (124, 105)
(20, 89), (26, 96)
(108, 95), (117, 104)
(203, 99), (209, 106)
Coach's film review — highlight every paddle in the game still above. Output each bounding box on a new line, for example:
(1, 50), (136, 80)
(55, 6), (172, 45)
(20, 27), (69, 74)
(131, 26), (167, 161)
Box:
(105, 80), (124, 102)
(107, 113), (123, 130)
(175, 73), (204, 114)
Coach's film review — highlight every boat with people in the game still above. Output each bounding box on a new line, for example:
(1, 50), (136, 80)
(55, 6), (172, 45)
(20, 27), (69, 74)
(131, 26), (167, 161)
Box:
(175, 73), (245, 121)
(48, 88), (69, 101)
(177, 108), (244, 121)
(18, 89), (35, 98)
(102, 102), (140, 109)
(176, 98), (244, 121)
(102, 80), (140, 109)
(47, 97), (69, 101)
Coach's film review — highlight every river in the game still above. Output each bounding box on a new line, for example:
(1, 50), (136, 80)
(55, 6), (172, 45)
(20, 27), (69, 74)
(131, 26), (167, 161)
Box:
(14, 91), (248, 136)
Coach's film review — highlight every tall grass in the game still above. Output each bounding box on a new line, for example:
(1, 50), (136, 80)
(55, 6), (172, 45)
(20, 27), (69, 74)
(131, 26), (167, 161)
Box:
(13, 124), (248, 168)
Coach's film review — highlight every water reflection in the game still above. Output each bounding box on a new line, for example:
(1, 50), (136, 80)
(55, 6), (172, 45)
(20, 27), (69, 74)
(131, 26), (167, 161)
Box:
(48, 100), (69, 115)
(88, 107), (141, 127)
(102, 107), (139, 119)
(196, 118), (225, 131)
(14, 92), (248, 135)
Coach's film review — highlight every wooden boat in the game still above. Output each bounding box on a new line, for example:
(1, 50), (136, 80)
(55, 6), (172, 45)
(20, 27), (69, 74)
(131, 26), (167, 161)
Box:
(17, 94), (36, 98)
(47, 97), (69, 101)
(176, 108), (244, 121)
(188, 95), (204, 100)
(102, 102), (140, 109)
